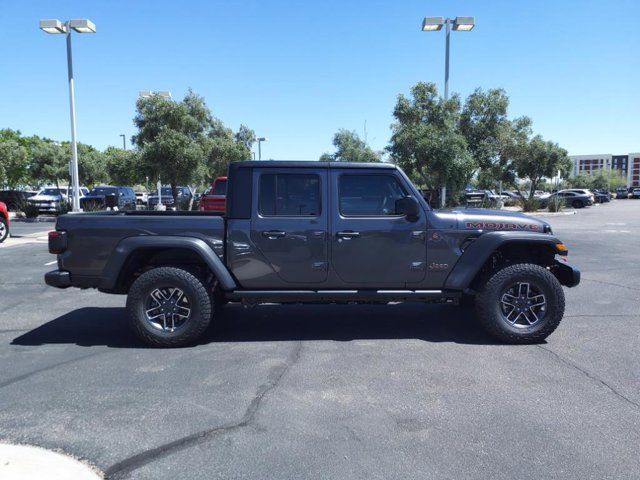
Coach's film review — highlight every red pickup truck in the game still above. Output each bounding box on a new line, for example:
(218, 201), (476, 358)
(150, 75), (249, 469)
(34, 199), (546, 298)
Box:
(0, 201), (10, 243)
(198, 176), (227, 212)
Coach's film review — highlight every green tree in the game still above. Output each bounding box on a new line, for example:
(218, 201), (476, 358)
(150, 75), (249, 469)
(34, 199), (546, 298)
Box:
(133, 90), (254, 205)
(104, 147), (144, 186)
(133, 90), (213, 204)
(0, 140), (29, 188)
(76, 143), (108, 187)
(387, 82), (474, 204)
(460, 88), (532, 190)
(514, 135), (571, 199)
(204, 119), (254, 180)
(320, 129), (380, 162)
(28, 139), (69, 188)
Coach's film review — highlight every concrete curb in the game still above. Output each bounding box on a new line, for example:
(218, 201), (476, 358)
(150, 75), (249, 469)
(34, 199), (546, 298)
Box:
(9, 216), (57, 223)
(0, 443), (102, 479)
(527, 210), (577, 217)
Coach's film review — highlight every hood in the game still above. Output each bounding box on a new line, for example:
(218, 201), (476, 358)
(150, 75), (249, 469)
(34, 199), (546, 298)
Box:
(30, 194), (63, 201)
(433, 208), (551, 234)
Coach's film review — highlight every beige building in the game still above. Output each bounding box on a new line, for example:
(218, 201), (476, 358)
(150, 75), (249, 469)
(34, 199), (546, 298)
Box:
(569, 153), (640, 187)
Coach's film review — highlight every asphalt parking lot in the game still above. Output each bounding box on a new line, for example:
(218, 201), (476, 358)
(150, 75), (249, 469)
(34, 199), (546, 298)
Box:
(1, 202), (639, 479)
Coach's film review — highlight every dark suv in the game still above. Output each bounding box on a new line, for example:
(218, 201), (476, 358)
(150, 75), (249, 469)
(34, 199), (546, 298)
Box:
(0, 190), (35, 211)
(80, 186), (136, 210)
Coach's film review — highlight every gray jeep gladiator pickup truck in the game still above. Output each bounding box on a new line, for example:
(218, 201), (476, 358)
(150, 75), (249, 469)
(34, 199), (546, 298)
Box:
(45, 161), (580, 347)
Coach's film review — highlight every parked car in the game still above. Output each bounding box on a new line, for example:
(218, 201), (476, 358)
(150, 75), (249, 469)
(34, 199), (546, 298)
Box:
(135, 190), (149, 206)
(0, 190), (36, 211)
(45, 160), (580, 347)
(464, 190), (503, 208)
(540, 191), (593, 209)
(28, 187), (68, 213)
(631, 188), (640, 199)
(563, 189), (595, 203)
(198, 176), (227, 212)
(80, 186), (136, 210)
(0, 201), (9, 243)
(148, 186), (193, 209)
(592, 189), (611, 203)
(615, 187), (629, 199)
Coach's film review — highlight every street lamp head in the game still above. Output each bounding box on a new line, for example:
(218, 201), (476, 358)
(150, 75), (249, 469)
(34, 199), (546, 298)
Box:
(258, 137), (268, 142)
(69, 19), (96, 33)
(452, 16), (475, 31)
(422, 17), (444, 31)
(39, 19), (66, 34)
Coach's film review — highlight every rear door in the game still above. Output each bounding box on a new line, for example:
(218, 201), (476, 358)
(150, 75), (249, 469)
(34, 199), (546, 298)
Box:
(329, 170), (427, 287)
(250, 168), (328, 284)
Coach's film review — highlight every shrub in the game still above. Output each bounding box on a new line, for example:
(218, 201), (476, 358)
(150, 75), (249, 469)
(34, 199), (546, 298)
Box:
(57, 200), (72, 215)
(82, 200), (104, 212)
(18, 199), (40, 219)
(547, 196), (564, 213)
(520, 196), (539, 212)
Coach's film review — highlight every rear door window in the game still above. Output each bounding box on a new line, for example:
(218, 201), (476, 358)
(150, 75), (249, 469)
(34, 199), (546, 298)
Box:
(259, 174), (320, 216)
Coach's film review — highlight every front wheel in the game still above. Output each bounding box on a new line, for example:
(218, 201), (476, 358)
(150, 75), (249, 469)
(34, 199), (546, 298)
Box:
(127, 267), (213, 347)
(475, 263), (565, 344)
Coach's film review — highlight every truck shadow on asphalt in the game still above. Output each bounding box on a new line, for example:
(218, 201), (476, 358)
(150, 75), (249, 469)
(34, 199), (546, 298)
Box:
(11, 303), (502, 348)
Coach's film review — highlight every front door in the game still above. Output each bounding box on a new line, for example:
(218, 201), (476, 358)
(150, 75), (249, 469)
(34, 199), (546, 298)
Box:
(329, 170), (427, 287)
(250, 168), (328, 284)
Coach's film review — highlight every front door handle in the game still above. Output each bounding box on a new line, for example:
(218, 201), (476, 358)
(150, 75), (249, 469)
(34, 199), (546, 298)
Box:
(336, 231), (360, 239)
(262, 230), (286, 239)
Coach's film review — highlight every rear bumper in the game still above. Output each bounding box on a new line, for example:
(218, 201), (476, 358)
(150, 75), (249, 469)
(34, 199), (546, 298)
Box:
(551, 260), (580, 288)
(44, 270), (71, 288)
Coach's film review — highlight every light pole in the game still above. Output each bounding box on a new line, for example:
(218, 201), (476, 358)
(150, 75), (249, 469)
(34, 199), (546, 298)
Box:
(422, 16), (474, 206)
(120, 134), (126, 150)
(258, 137), (268, 161)
(39, 19), (96, 212)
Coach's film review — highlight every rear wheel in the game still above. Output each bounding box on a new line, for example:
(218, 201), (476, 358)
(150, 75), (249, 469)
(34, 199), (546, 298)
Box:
(127, 267), (212, 347)
(572, 200), (583, 208)
(475, 263), (565, 344)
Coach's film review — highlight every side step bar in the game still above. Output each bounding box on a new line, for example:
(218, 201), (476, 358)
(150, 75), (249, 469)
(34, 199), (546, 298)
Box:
(225, 289), (460, 304)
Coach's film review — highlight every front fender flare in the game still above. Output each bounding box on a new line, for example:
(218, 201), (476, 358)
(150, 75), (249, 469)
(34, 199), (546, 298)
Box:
(444, 231), (563, 290)
(99, 235), (237, 291)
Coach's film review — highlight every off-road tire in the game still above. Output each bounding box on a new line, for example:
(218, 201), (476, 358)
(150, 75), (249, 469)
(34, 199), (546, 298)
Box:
(0, 218), (8, 243)
(475, 263), (565, 344)
(127, 267), (212, 347)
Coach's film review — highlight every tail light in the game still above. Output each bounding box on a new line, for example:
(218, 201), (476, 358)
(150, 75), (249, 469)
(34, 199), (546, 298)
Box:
(48, 230), (67, 254)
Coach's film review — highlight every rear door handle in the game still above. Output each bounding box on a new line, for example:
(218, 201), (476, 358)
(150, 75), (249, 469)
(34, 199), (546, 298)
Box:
(336, 231), (360, 239)
(262, 230), (286, 239)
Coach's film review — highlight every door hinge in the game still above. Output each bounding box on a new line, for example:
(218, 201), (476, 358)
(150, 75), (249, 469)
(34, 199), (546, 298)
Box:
(312, 261), (328, 271)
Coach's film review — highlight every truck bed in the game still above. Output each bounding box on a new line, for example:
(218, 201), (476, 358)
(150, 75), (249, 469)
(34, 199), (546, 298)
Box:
(55, 211), (225, 288)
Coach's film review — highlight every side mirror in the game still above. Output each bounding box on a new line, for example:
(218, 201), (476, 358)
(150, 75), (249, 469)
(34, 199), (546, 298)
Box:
(395, 196), (420, 221)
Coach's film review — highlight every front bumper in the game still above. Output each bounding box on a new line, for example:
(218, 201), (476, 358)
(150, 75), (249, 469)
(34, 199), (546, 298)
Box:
(45, 270), (71, 288)
(551, 260), (580, 288)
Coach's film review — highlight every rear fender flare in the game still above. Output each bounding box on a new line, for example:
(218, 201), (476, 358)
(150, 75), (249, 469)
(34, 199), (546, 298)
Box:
(100, 236), (236, 291)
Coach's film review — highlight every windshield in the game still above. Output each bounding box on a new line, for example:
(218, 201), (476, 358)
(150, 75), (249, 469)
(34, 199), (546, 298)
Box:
(89, 187), (117, 195)
(40, 188), (64, 196)
(213, 179), (227, 195)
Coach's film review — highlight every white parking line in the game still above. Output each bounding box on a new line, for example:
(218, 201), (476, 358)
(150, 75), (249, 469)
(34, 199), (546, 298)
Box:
(44, 260), (57, 266)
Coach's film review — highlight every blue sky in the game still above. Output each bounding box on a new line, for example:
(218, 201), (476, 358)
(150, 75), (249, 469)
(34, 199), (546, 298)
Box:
(1, 0), (638, 160)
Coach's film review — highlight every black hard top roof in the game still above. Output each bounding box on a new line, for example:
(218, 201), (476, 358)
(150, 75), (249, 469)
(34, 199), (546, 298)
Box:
(231, 161), (396, 170)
